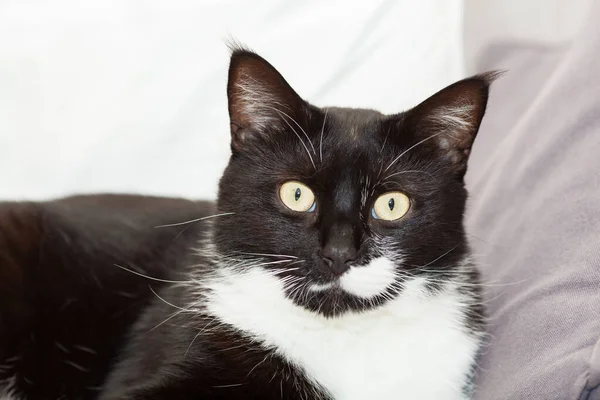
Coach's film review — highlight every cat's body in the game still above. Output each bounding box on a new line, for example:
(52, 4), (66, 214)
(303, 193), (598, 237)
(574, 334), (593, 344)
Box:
(0, 195), (480, 400)
(0, 48), (495, 399)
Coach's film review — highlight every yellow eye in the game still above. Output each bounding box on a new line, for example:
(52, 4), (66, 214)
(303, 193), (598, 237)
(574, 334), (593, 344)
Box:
(372, 191), (410, 221)
(279, 181), (316, 212)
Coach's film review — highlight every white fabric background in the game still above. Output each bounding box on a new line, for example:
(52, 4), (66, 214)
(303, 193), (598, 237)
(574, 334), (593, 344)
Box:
(0, 0), (464, 201)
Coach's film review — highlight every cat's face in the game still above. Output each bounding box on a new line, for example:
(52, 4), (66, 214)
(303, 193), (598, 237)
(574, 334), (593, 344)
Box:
(214, 49), (494, 317)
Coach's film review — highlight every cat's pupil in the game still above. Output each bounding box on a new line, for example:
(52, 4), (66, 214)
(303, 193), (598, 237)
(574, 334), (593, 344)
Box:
(295, 188), (301, 201)
(388, 198), (395, 211)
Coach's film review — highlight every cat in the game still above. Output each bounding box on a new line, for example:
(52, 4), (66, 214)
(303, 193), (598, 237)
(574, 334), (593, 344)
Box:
(0, 47), (496, 399)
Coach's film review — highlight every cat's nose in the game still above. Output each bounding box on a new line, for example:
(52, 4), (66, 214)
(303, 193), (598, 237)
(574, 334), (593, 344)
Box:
(319, 221), (360, 276)
(320, 242), (357, 276)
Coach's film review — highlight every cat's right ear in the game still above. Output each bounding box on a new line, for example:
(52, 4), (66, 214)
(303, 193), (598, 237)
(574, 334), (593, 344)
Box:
(227, 48), (305, 153)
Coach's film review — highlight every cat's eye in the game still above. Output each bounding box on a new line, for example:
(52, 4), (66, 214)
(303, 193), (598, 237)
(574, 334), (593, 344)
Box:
(371, 191), (410, 221)
(279, 181), (316, 213)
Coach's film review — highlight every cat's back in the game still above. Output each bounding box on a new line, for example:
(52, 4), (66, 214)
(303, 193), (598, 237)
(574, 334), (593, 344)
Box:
(0, 194), (214, 399)
(0, 194), (214, 297)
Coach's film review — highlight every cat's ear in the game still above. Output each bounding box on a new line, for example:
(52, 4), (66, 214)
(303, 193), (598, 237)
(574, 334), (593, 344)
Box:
(400, 72), (501, 176)
(227, 48), (305, 152)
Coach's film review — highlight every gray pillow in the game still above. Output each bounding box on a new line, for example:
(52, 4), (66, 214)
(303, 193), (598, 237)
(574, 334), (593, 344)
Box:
(466, 4), (600, 399)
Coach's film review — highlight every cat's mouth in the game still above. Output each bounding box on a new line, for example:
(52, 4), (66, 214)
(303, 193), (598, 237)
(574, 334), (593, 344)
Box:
(308, 281), (337, 292)
(284, 259), (400, 317)
(296, 256), (398, 302)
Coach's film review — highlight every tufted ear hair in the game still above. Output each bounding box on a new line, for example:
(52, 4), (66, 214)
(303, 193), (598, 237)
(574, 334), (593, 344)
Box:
(227, 47), (306, 153)
(399, 72), (501, 176)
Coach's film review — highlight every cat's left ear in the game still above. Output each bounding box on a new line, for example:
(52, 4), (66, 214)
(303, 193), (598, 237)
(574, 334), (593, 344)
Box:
(399, 72), (501, 177)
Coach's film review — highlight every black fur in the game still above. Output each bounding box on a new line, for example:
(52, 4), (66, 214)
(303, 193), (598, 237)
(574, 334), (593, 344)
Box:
(0, 49), (495, 399)
(0, 195), (214, 399)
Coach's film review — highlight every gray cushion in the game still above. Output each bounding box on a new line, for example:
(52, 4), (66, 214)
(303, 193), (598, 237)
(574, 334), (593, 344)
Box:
(466, 3), (600, 399)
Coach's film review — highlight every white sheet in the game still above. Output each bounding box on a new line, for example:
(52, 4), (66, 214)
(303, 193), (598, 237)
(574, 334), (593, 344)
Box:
(0, 0), (464, 201)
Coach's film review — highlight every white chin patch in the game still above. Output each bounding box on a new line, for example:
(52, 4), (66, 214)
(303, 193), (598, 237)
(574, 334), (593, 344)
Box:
(340, 256), (397, 299)
(308, 282), (335, 292)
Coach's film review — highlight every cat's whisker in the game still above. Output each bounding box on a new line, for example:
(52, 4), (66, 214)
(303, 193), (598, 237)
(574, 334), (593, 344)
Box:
(302, 286), (314, 305)
(213, 383), (245, 389)
(154, 212), (235, 228)
(149, 298), (205, 332)
(184, 316), (223, 358)
(419, 274), (531, 288)
(279, 275), (302, 283)
(379, 170), (433, 185)
(148, 285), (187, 311)
(285, 279), (302, 288)
(269, 268), (303, 276)
(253, 259), (292, 266)
(114, 263), (195, 284)
(284, 283), (304, 294)
(280, 260), (305, 268)
(231, 259), (292, 269)
(184, 332), (203, 359)
(263, 105), (317, 170)
(266, 271), (301, 278)
(286, 284), (300, 299)
(246, 354), (271, 379)
(267, 105), (316, 155)
(383, 131), (445, 173)
(287, 282), (307, 300)
(415, 245), (460, 269)
(268, 265), (303, 272)
(236, 252), (298, 259)
(319, 108), (328, 163)
(461, 292), (510, 308)
(282, 278), (305, 289)
(296, 286), (309, 302)
(380, 124), (393, 154)
(460, 231), (499, 249)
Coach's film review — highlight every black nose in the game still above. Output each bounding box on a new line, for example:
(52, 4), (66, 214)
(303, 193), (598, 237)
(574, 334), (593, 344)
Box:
(320, 241), (357, 276)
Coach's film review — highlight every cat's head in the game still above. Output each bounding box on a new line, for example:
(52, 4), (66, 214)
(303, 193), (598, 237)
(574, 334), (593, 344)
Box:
(213, 48), (495, 317)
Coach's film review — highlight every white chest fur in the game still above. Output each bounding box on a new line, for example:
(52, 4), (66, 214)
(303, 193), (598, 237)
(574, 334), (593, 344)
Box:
(204, 268), (480, 400)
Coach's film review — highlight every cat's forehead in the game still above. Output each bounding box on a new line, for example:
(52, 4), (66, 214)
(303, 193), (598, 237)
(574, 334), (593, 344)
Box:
(317, 107), (392, 166)
(319, 107), (389, 163)
(304, 107), (430, 195)
(324, 107), (385, 139)
(296, 109), (385, 189)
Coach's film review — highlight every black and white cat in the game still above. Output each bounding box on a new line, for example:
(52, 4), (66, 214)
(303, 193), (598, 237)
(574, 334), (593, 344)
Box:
(0, 48), (495, 399)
